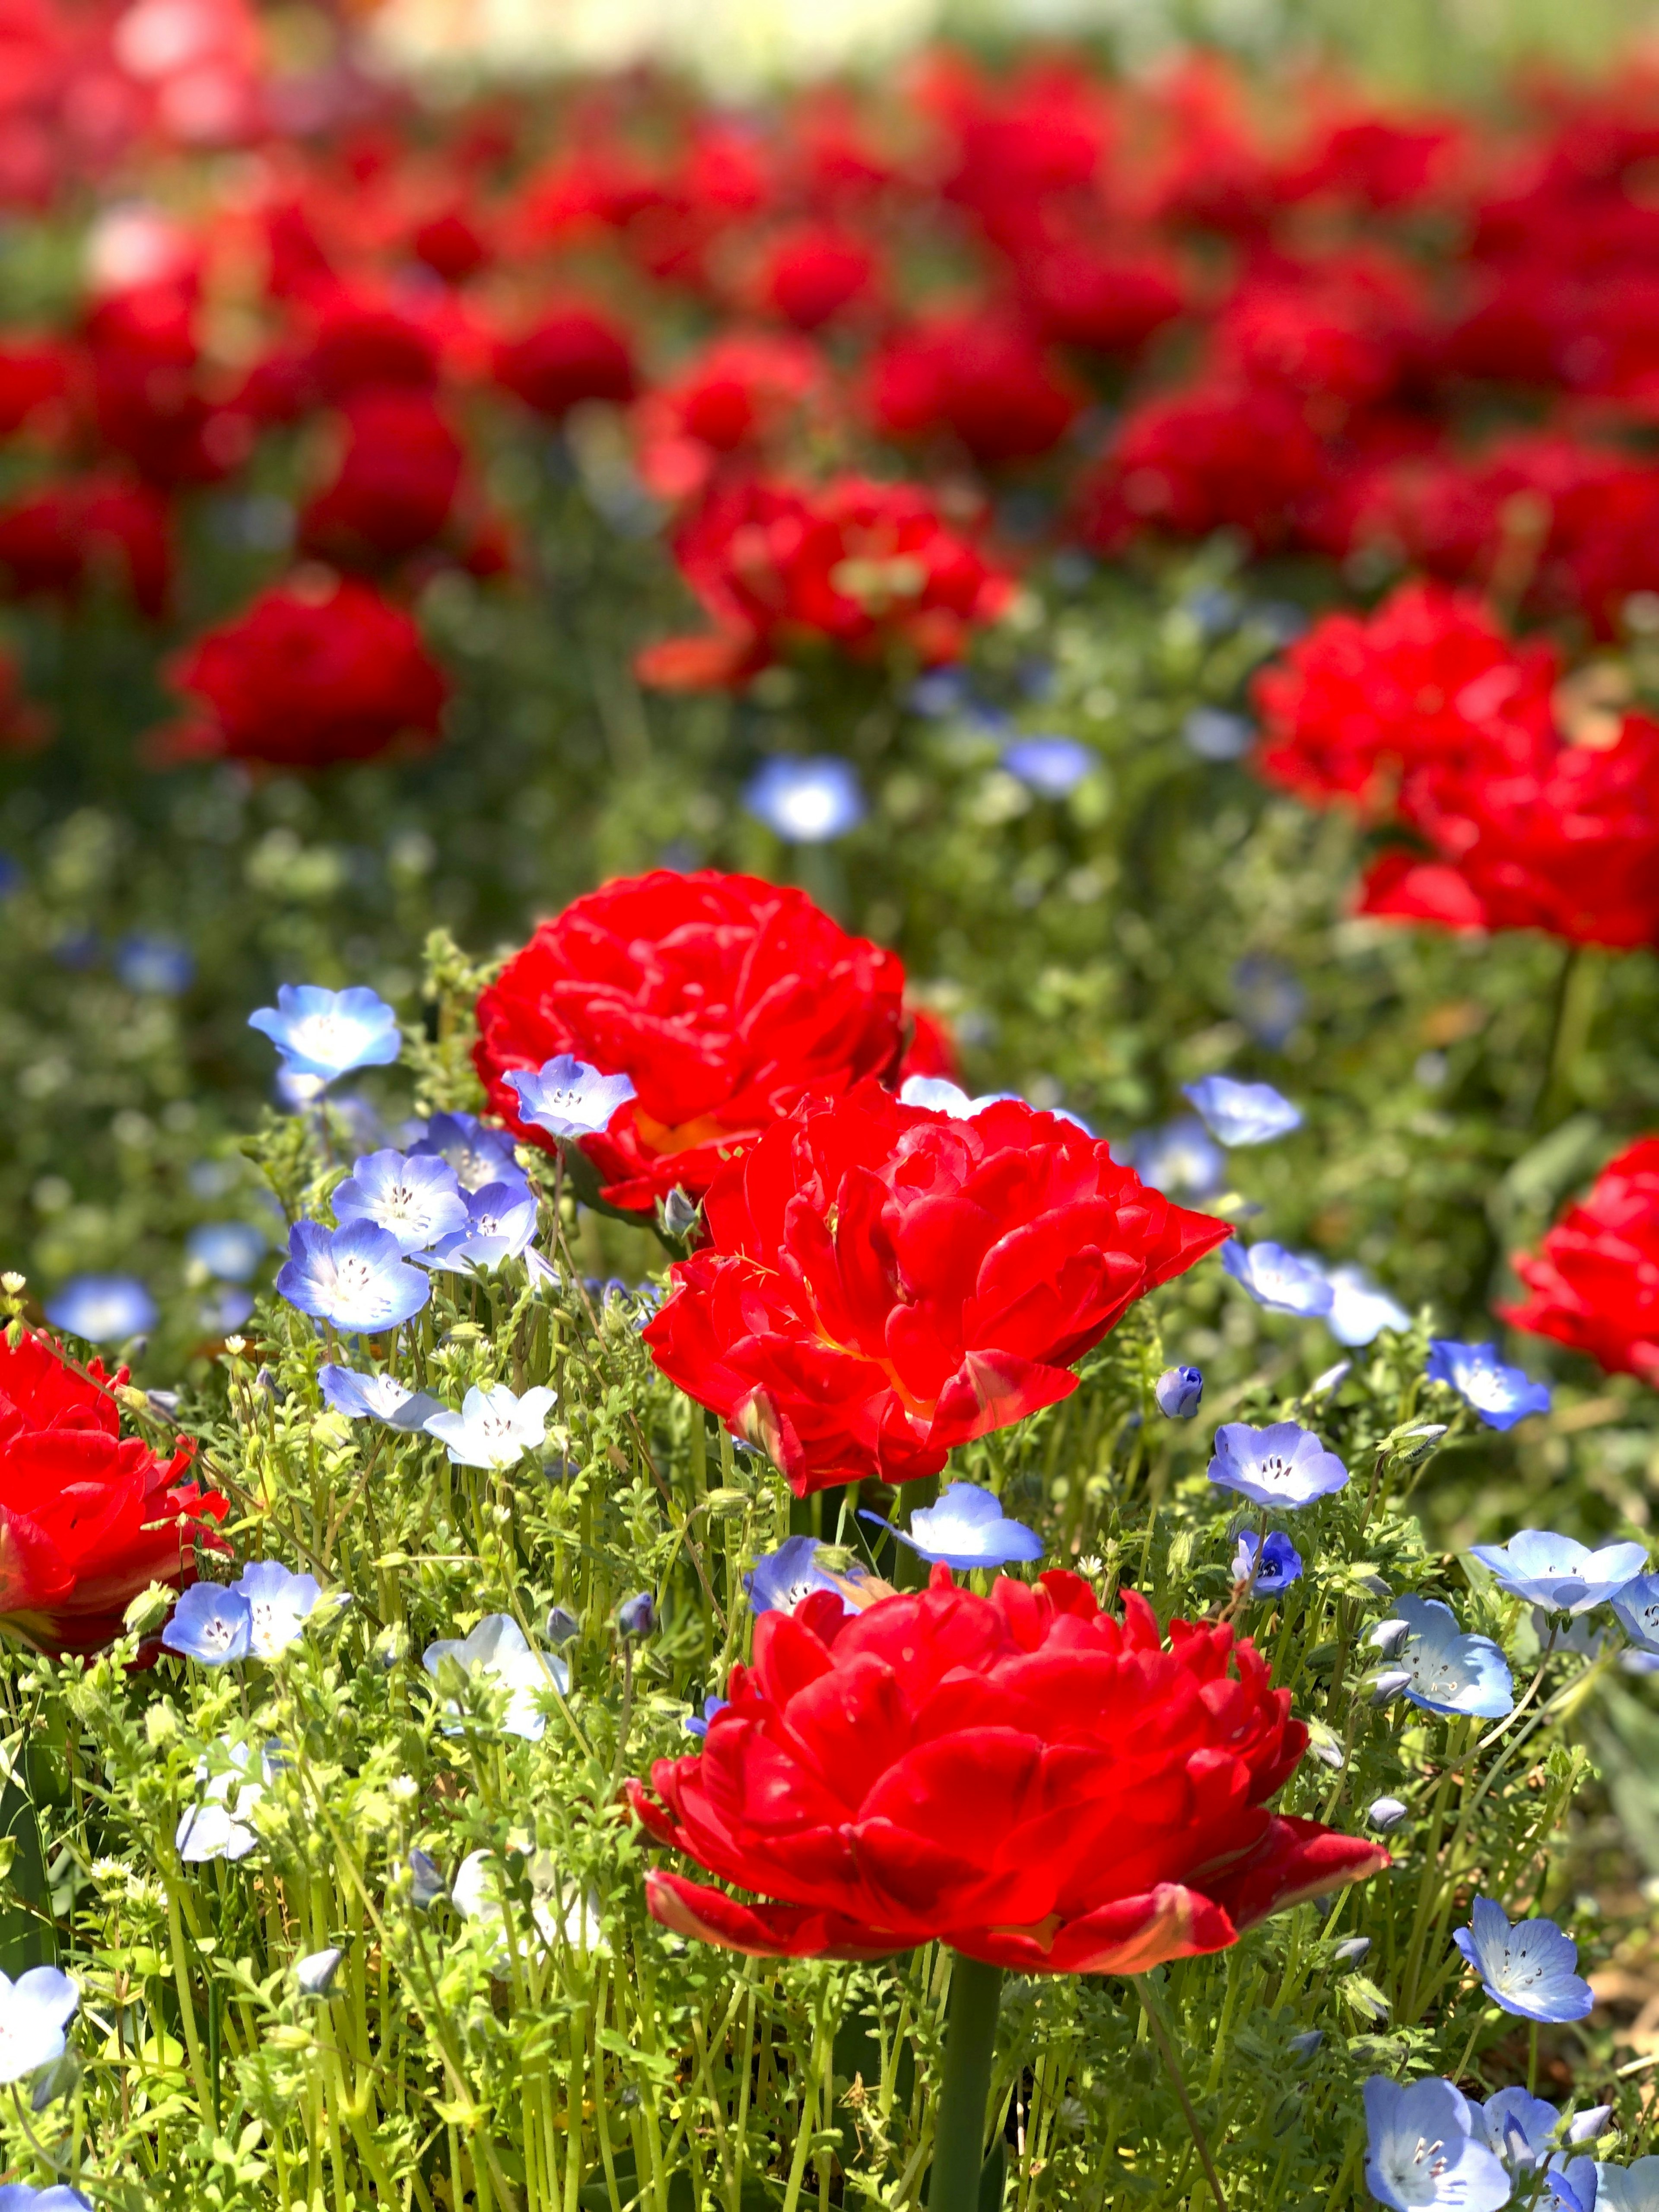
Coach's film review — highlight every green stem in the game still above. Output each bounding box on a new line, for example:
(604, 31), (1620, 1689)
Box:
(1534, 944), (1601, 1132)
(1136, 1981), (1228, 2212)
(929, 1953), (1004, 2212)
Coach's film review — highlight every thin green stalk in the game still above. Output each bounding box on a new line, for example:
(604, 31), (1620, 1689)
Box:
(1135, 1981), (1228, 2212)
(928, 1954), (1004, 2212)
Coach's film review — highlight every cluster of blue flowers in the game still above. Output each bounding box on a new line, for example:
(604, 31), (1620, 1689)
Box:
(1363, 2076), (1646, 2209)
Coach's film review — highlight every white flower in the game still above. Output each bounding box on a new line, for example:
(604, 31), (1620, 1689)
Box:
(422, 1614), (568, 1741)
(425, 1383), (556, 1468)
(0, 1966), (78, 2084)
(452, 1846), (606, 1976)
(176, 1743), (272, 1863)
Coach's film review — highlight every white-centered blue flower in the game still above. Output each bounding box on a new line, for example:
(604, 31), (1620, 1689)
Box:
(1363, 2077), (1510, 2210)
(1611, 1572), (1659, 1654)
(0, 2184), (94, 2209)
(1454, 1897), (1594, 2023)
(506, 1055), (637, 1141)
(425, 1383), (556, 1469)
(1596, 2158), (1659, 2210)
(42, 1274), (157, 1344)
(1426, 1339), (1551, 1431)
(1477, 2088), (1611, 2191)
(332, 1149), (468, 1254)
(423, 1182), (541, 1274)
(1183, 706), (1253, 762)
(1324, 1264), (1411, 1348)
(743, 1536), (864, 1618)
(229, 1562), (321, 1659)
(1126, 1117), (1226, 1200)
(175, 1743), (272, 1863)
(452, 1845), (604, 1970)
(1155, 1365), (1204, 1418)
(1182, 1074), (1302, 1146)
(116, 931), (194, 995)
(899, 1076), (1023, 1119)
(162, 1582), (253, 1665)
(743, 756), (865, 842)
(1374, 1595), (1513, 1720)
(1232, 1530), (1303, 1595)
(0, 1967), (79, 2085)
(186, 1221), (267, 1281)
(277, 1220), (431, 1333)
(408, 1112), (527, 1194)
(1001, 735), (1094, 796)
(860, 1483), (1043, 1570)
(318, 1363), (445, 1432)
(422, 1614), (567, 1741)
(1221, 1241), (1335, 1318)
(1208, 1421), (1349, 1509)
(248, 985), (401, 1084)
(1469, 1530), (1648, 1616)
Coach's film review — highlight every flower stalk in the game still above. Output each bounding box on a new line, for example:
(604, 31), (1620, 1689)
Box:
(928, 1953), (1004, 2212)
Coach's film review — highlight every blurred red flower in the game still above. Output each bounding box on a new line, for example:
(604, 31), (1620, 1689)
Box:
(631, 1570), (1384, 1967)
(868, 309), (1084, 467)
(0, 335), (72, 436)
(0, 646), (49, 753)
(633, 332), (826, 502)
(298, 388), (466, 568)
(642, 1084), (1229, 1492)
(1503, 1138), (1659, 1384)
(1077, 380), (1327, 550)
(474, 869), (906, 1215)
(493, 302), (639, 420)
(750, 223), (881, 331)
(0, 470), (173, 618)
(155, 572), (448, 768)
(0, 1330), (227, 1656)
(85, 282), (248, 486)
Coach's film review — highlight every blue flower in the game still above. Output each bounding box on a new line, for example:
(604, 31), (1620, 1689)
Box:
(506, 1055), (637, 1141)
(43, 1274), (157, 1344)
(1001, 736), (1094, 796)
(744, 756), (865, 842)
(860, 1482), (1043, 1571)
(0, 2186), (94, 2209)
(1287, 2029), (1323, 2059)
(1611, 1573), (1659, 1653)
(1182, 1074), (1302, 1146)
(187, 1221), (267, 1281)
(294, 1948), (343, 1998)
(1324, 1265), (1411, 1348)
(200, 1286), (254, 1334)
(162, 1583), (254, 1665)
(1547, 2165), (1596, 2210)
(1469, 1530), (1648, 1616)
(422, 1614), (566, 1741)
(1208, 1422), (1349, 1509)
(899, 1076), (1024, 1119)
(1182, 707), (1253, 762)
(175, 1743), (271, 1862)
(0, 1966), (79, 2086)
(407, 1849), (446, 1909)
(318, 1363), (445, 1432)
(424, 1383), (556, 1469)
(1154, 1365), (1204, 1418)
(1596, 2158), (1659, 2209)
(248, 985), (400, 1084)
(424, 1182), (541, 1274)
(1221, 1241), (1334, 1318)
(1127, 1117), (1226, 1200)
(1426, 1339), (1552, 1430)
(906, 667), (973, 718)
(116, 932), (194, 994)
(1478, 2089), (1611, 2192)
(278, 1220), (431, 1333)
(684, 1694), (728, 1738)
(229, 1562), (321, 1659)
(407, 1112), (527, 1195)
(617, 1591), (657, 1638)
(1363, 2078), (1510, 2211)
(1231, 1531), (1303, 1595)
(1182, 587), (1240, 637)
(744, 1535), (861, 1618)
(1367, 1798), (1409, 1832)
(332, 1148), (469, 1254)
(1231, 955), (1306, 1049)
(1454, 1897), (1594, 2023)
(1374, 1595), (1513, 1719)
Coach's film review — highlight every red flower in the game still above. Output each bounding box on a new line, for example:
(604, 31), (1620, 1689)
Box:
(1503, 1138), (1659, 1384)
(0, 470), (173, 619)
(636, 475), (1013, 690)
(0, 646), (48, 753)
(474, 870), (906, 1215)
(1251, 582), (1559, 814)
(301, 283), (446, 403)
(1076, 381), (1327, 552)
(629, 1570), (1385, 1968)
(0, 1330), (227, 1656)
(868, 309), (1084, 467)
(156, 574), (448, 769)
(751, 223), (881, 332)
(642, 1084), (1230, 1493)
(0, 336), (71, 435)
(298, 388), (466, 568)
(898, 1004), (962, 1084)
(85, 283), (248, 487)
(633, 333), (826, 502)
(1010, 225), (1188, 359)
(493, 303), (639, 420)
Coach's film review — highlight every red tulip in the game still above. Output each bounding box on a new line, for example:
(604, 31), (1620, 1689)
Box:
(474, 870), (907, 1215)
(1076, 380), (1327, 552)
(298, 388), (466, 568)
(642, 1083), (1230, 1493)
(867, 308), (1083, 468)
(630, 1570), (1386, 1968)
(0, 1331), (227, 1656)
(0, 470), (173, 619)
(493, 303), (638, 420)
(1503, 1138), (1659, 1383)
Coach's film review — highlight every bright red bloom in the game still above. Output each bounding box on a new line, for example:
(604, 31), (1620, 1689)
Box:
(1010, 224), (1188, 359)
(1252, 582), (1559, 814)
(0, 335), (71, 435)
(493, 303), (639, 420)
(85, 283), (248, 487)
(898, 1004), (962, 1084)
(474, 870), (906, 1215)
(298, 389), (466, 568)
(1213, 250), (1430, 411)
(1077, 381), (1327, 552)
(1503, 1138), (1659, 1385)
(642, 1084), (1230, 1493)
(0, 471), (173, 618)
(637, 475), (1013, 690)
(751, 223), (881, 332)
(868, 309), (1083, 467)
(633, 333), (826, 502)
(156, 574), (448, 769)
(630, 1570), (1385, 1968)
(301, 284), (445, 403)
(0, 1330), (227, 1656)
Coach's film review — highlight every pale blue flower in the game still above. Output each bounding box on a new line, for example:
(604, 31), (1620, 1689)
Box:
(744, 756), (864, 842)
(1368, 1798), (1409, 1832)
(1469, 1531), (1647, 1617)
(0, 2185), (93, 2209)
(899, 1076), (1023, 1119)
(422, 1614), (566, 1740)
(1611, 1573), (1659, 1653)
(424, 1383), (556, 1468)
(1324, 1264), (1411, 1348)
(294, 1948), (343, 1997)
(176, 1744), (270, 1862)
(332, 1149), (469, 1254)
(1364, 2077), (1510, 2210)
(1598, 2158), (1659, 2210)
(1454, 1897), (1594, 2023)
(407, 1849), (445, 1909)
(229, 1562), (321, 1659)
(617, 1592), (657, 1638)
(1376, 1595), (1513, 1720)
(1183, 707), (1252, 762)
(1155, 1365), (1204, 1418)
(907, 668), (972, 718)
(319, 1364), (444, 1432)
(424, 1182), (540, 1274)
(0, 1967), (78, 2085)
(1232, 1531), (1303, 1595)
(1427, 1340), (1551, 1431)
(506, 1055), (637, 1141)
(1127, 1117), (1226, 1200)
(860, 1483), (1043, 1570)
(1232, 955), (1306, 1049)
(744, 1536), (861, 1618)
(200, 1286), (254, 1334)
(407, 1112), (527, 1195)
(1222, 1241), (1334, 1318)
(248, 985), (400, 1084)
(684, 1693), (728, 1738)
(1208, 1421), (1348, 1508)
(1183, 1074), (1302, 1146)
(1287, 2030), (1323, 2059)
(1002, 736), (1094, 796)
(1548, 2164), (1595, 2209)
(277, 1220), (431, 1333)
(187, 1221), (267, 1281)
(1478, 2089), (1611, 2191)
(117, 932), (194, 994)
(43, 1275), (156, 1343)
(162, 1583), (253, 1665)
